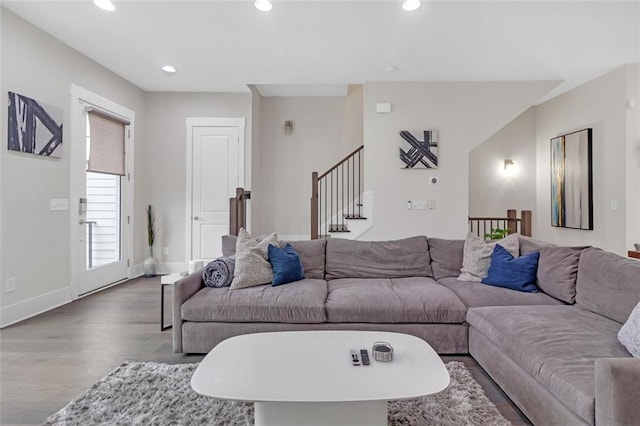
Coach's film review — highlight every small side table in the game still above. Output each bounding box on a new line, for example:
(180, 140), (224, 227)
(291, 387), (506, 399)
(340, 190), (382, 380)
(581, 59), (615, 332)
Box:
(160, 272), (187, 331)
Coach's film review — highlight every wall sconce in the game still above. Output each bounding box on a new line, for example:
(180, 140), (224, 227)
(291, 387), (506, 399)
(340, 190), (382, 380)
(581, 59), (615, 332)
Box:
(284, 120), (293, 134)
(504, 159), (516, 177)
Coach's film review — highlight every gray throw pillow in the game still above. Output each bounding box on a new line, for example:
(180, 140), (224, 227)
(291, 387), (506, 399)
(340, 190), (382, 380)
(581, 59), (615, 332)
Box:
(618, 302), (640, 357)
(458, 232), (519, 282)
(536, 246), (586, 304)
(229, 228), (277, 290)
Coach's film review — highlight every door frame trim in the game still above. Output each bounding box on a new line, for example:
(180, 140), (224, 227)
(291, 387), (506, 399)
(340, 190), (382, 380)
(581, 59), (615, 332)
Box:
(185, 117), (245, 262)
(69, 84), (135, 299)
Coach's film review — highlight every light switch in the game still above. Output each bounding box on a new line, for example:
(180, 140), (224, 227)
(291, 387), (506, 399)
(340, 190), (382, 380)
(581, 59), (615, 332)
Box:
(610, 200), (618, 211)
(50, 198), (69, 211)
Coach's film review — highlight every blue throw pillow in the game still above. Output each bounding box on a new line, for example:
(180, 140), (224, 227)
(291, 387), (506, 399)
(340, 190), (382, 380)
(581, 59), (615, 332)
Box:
(482, 244), (540, 293)
(268, 243), (305, 286)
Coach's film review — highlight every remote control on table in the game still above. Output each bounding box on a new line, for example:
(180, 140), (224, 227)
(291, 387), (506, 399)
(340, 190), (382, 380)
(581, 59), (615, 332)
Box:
(350, 350), (361, 366)
(360, 349), (370, 365)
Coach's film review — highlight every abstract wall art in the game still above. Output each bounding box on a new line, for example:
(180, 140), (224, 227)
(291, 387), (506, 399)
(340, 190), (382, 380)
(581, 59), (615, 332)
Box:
(550, 128), (593, 230)
(399, 130), (438, 169)
(7, 91), (63, 158)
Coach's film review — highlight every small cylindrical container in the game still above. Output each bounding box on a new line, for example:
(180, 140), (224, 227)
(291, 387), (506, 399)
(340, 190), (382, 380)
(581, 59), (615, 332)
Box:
(372, 342), (394, 362)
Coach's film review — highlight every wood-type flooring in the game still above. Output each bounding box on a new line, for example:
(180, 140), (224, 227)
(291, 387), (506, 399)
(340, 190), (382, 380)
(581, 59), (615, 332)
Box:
(0, 277), (531, 425)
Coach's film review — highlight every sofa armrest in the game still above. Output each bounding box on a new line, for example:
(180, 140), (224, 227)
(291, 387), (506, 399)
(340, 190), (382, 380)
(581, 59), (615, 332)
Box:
(172, 271), (203, 353)
(595, 357), (640, 426)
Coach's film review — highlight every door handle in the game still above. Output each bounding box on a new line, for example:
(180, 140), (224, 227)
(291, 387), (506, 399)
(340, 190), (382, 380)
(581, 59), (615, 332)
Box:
(193, 216), (199, 220)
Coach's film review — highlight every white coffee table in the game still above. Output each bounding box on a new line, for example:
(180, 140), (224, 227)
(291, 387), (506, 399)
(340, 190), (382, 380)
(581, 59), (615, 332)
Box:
(191, 330), (450, 426)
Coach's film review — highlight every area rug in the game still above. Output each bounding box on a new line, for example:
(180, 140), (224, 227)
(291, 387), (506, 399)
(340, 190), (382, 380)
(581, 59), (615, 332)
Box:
(43, 361), (511, 426)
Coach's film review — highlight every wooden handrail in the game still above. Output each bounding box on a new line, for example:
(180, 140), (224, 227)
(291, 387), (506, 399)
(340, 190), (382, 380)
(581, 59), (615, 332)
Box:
(319, 145), (364, 180)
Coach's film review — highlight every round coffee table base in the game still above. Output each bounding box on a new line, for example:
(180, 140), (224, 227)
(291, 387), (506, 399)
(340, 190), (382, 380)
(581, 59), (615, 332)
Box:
(254, 400), (387, 426)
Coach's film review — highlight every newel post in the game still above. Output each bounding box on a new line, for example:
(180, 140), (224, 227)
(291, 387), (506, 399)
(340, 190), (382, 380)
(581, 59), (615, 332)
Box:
(506, 209), (517, 235)
(311, 172), (319, 240)
(521, 210), (532, 237)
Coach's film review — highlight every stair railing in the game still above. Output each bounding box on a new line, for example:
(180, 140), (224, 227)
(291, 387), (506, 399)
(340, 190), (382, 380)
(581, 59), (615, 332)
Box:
(229, 187), (251, 236)
(468, 209), (532, 237)
(311, 145), (364, 240)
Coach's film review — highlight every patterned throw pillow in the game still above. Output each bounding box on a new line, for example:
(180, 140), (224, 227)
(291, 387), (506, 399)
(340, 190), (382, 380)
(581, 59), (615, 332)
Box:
(458, 232), (519, 282)
(618, 302), (640, 357)
(229, 228), (277, 290)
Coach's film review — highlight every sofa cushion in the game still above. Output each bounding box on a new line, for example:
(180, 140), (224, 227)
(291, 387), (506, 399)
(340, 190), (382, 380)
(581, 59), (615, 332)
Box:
(482, 245), (540, 293)
(182, 278), (328, 323)
(519, 235), (553, 255)
(439, 277), (563, 308)
(537, 246), (585, 303)
(325, 277), (466, 323)
(222, 235), (326, 280)
(283, 239), (326, 280)
(576, 248), (640, 324)
(467, 305), (631, 425)
(325, 236), (432, 280)
(458, 233), (519, 282)
(222, 234), (237, 257)
(427, 238), (464, 280)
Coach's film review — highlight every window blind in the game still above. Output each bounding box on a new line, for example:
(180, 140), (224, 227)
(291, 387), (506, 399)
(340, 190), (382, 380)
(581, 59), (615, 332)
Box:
(87, 110), (129, 176)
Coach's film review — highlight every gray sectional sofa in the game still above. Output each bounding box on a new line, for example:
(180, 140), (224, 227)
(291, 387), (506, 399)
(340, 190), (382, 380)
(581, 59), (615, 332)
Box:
(173, 235), (640, 426)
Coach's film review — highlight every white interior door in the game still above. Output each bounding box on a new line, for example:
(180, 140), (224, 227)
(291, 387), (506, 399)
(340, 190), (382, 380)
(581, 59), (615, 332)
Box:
(70, 85), (133, 297)
(191, 125), (242, 261)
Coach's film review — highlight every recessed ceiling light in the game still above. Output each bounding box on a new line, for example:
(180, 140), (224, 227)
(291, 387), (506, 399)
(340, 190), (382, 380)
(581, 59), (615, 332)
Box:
(93, 0), (116, 12)
(255, 0), (273, 12)
(402, 0), (421, 12)
(162, 65), (177, 74)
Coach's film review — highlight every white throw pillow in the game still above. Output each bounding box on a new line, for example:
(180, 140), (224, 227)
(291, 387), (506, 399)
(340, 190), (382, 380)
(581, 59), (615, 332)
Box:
(618, 302), (640, 358)
(229, 228), (277, 290)
(458, 232), (520, 282)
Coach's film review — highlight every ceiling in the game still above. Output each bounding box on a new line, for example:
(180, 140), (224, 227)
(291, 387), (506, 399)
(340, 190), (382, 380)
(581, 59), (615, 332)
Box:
(3, 1), (639, 100)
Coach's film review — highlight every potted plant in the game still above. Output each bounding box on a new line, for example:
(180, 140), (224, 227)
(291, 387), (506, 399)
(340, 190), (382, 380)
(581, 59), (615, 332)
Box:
(484, 228), (509, 241)
(143, 205), (158, 277)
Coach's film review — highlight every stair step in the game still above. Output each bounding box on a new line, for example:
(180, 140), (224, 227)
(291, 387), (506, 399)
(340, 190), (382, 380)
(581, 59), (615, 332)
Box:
(344, 214), (367, 220)
(328, 224), (350, 232)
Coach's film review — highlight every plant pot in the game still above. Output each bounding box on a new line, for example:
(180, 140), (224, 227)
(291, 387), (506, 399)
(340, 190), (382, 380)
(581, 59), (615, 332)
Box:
(143, 247), (158, 278)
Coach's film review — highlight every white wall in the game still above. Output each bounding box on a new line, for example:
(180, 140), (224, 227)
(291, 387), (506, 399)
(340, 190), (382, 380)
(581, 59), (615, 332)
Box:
(142, 92), (251, 266)
(625, 64), (640, 252)
(0, 9), (145, 325)
(259, 89), (363, 237)
(362, 81), (558, 241)
(469, 107), (537, 224)
(535, 65), (633, 255)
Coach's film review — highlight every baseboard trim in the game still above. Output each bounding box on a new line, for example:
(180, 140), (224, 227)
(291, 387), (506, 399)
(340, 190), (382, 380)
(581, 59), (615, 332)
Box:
(0, 287), (72, 328)
(131, 262), (189, 277)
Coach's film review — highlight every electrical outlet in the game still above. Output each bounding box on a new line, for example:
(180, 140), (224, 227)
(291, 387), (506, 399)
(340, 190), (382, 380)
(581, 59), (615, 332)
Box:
(163, 247), (169, 256)
(610, 201), (618, 211)
(5, 277), (16, 293)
